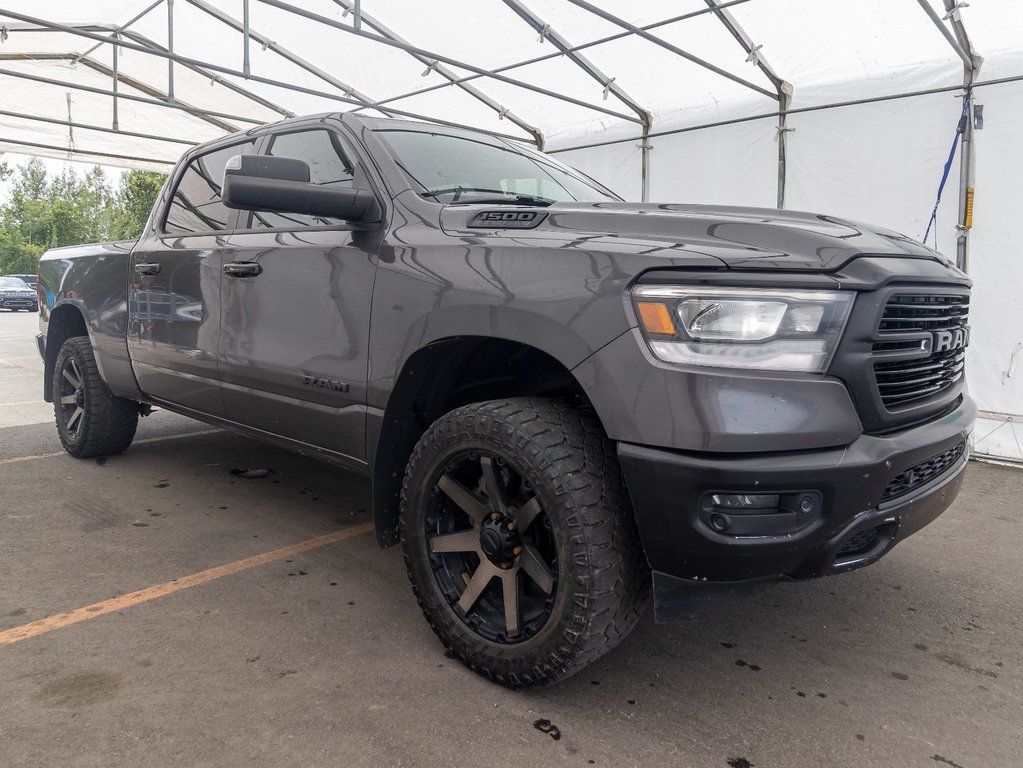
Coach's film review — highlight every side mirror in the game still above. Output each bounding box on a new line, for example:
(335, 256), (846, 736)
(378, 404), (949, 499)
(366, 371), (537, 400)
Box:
(222, 155), (380, 223)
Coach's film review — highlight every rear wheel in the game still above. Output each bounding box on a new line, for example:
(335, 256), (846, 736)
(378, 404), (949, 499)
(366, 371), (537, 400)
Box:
(53, 336), (139, 458)
(401, 398), (648, 687)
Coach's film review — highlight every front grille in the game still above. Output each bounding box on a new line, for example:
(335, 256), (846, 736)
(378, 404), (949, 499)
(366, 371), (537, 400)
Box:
(880, 441), (966, 504)
(872, 294), (969, 409)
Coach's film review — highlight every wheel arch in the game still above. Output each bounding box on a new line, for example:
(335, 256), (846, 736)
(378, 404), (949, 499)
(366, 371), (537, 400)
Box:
(43, 302), (90, 403)
(370, 335), (598, 547)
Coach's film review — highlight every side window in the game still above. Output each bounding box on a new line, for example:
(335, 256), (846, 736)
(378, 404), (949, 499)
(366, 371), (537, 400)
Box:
(249, 129), (357, 229)
(163, 140), (256, 234)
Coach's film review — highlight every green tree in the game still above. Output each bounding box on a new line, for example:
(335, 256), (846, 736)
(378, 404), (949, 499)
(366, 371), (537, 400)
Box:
(110, 169), (166, 240)
(0, 159), (166, 275)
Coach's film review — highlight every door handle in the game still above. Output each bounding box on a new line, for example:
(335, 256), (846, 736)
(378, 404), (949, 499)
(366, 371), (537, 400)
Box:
(223, 262), (263, 278)
(134, 263), (162, 275)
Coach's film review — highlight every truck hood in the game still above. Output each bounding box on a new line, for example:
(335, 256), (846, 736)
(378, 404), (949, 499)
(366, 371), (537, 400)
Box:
(440, 202), (948, 272)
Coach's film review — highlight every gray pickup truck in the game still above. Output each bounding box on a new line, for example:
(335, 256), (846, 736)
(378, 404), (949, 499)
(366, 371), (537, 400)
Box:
(36, 112), (975, 687)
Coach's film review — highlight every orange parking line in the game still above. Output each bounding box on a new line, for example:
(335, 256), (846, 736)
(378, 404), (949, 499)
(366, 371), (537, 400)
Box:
(0, 523), (374, 646)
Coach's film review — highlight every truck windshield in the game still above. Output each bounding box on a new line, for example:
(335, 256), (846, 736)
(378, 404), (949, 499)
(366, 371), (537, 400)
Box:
(375, 129), (621, 205)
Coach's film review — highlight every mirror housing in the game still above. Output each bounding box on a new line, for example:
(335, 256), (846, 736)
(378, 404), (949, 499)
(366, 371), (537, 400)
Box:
(222, 155), (380, 224)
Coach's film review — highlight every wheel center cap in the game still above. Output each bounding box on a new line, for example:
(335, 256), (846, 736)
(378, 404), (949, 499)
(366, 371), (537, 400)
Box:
(480, 529), (503, 557)
(478, 516), (522, 566)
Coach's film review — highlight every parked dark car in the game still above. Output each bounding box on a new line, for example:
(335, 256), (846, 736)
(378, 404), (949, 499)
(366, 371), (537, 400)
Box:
(0, 276), (39, 311)
(34, 112), (974, 686)
(6, 273), (38, 290)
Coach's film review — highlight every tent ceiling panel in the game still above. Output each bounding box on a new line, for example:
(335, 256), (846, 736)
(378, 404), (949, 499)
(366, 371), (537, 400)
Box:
(342, 0), (572, 73)
(575, 30), (775, 113)
(961, 1), (1023, 58)
(726, 0), (963, 100)
(0, 0), (1020, 164)
(0, 59), (243, 138)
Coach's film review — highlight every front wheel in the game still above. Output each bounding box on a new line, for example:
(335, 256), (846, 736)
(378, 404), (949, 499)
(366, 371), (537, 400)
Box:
(53, 336), (139, 458)
(401, 398), (649, 687)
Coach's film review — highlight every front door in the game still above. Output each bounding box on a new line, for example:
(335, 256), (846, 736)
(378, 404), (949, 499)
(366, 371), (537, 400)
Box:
(127, 138), (257, 416)
(218, 126), (379, 463)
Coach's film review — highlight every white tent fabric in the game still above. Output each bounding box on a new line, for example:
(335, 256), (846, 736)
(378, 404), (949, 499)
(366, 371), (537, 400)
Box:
(1, 0), (1021, 460)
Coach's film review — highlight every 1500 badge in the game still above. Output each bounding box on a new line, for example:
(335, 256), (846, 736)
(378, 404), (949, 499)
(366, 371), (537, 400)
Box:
(467, 211), (547, 229)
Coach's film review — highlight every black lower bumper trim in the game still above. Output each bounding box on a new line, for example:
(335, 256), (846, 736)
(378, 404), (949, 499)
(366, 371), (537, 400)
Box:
(621, 397), (975, 620)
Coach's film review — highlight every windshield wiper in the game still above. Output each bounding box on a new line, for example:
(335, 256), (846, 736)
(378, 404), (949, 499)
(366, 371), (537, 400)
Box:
(448, 195), (555, 207)
(421, 186), (555, 207)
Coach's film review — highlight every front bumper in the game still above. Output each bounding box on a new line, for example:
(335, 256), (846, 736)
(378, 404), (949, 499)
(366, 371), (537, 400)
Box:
(0, 297), (38, 310)
(619, 395), (975, 620)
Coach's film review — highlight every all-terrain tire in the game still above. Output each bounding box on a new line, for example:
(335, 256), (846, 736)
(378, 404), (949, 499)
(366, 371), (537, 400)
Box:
(401, 397), (649, 687)
(53, 336), (139, 458)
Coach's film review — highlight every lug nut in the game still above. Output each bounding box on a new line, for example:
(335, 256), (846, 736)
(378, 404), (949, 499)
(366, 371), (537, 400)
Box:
(512, 546), (523, 556)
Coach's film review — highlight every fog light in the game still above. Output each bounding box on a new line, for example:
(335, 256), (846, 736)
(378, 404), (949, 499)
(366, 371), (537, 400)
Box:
(710, 493), (781, 510)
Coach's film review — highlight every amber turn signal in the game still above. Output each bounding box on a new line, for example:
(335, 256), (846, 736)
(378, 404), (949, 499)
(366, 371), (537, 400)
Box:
(636, 301), (676, 335)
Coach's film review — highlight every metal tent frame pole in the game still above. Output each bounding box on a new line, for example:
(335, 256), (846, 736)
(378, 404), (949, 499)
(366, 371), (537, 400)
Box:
(252, 0), (642, 125)
(704, 0), (793, 208)
(331, 0), (543, 148)
(500, 0), (652, 197)
(0, 136), (172, 166)
(0, 10), (534, 143)
(916, 0), (974, 69)
(565, 0), (777, 101)
(359, 0), (756, 115)
(546, 74), (1023, 155)
(186, 0), (375, 116)
(72, 0), (164, 64)
(0, 64), (263, 127)
(0, 107), (197, 147)
(942, 0), (982, 272)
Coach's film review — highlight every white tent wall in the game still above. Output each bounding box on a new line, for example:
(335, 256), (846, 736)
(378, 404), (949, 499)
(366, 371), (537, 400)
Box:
(964, 73), (1023, 462)
(783, 92), (965, 250)
(557, 141), (642, 202)
(646, 116), (777, 208)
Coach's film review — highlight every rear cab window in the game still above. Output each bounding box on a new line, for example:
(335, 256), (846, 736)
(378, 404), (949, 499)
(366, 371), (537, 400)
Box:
(244, 128), (360, 229)
(162, 140), (257, 235)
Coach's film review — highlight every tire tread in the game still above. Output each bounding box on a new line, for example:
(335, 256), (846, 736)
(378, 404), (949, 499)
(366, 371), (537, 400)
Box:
(53, 336), (138, 458)
(400, 397), (649, 687)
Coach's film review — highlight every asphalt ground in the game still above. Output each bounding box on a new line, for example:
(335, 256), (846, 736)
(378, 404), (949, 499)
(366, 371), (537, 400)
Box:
(1, 309), (1020, 768)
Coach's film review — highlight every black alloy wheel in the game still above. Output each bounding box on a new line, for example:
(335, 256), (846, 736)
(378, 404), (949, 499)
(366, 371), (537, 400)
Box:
(426, 449), (558, 643)
(58, 354), (88, 440)
(52, 336), (139, 458)
(401, 398), (649, 687)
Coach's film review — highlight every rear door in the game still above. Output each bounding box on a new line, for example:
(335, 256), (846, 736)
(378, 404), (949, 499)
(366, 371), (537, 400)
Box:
(218, 123), (381, 463)
(127, 138), (257, 416)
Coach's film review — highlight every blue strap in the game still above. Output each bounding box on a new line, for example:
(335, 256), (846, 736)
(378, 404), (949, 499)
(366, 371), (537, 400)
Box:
(922, 93), (970, 247)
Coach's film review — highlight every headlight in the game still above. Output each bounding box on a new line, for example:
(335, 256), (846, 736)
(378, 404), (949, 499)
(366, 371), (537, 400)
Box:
(631, 285), (854, 373)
